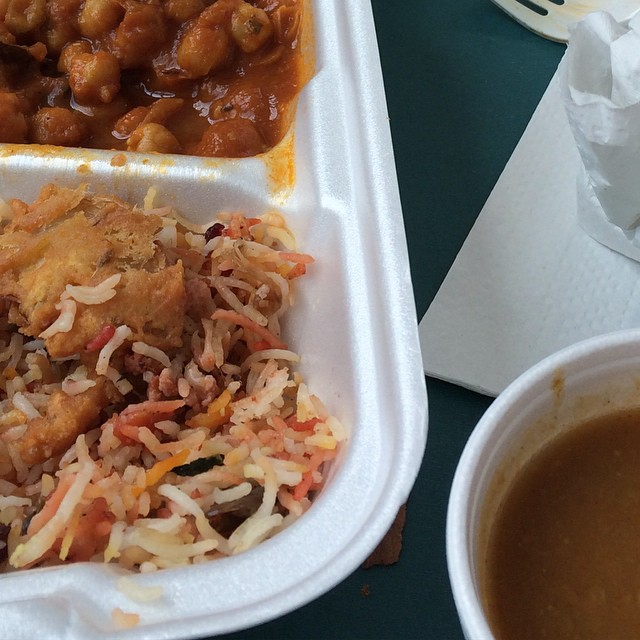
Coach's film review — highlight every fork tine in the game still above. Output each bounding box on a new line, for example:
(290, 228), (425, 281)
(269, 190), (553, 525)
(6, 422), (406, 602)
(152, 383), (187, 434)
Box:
(528, 0), (565, 12)
(512, 0), (550, 14)
(489, 0), (571, 42)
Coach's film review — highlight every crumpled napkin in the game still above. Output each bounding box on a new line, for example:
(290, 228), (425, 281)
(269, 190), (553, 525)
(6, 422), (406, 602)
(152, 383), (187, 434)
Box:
(560, 9), (640, 261)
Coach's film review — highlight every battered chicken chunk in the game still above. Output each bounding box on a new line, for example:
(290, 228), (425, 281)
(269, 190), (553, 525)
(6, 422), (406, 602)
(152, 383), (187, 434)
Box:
(10, 377), (121, 466)
(0, 184), (186, 357)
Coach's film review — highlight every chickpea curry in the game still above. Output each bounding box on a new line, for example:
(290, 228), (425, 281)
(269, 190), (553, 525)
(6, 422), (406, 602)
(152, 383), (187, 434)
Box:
(0, 0), (305, 157)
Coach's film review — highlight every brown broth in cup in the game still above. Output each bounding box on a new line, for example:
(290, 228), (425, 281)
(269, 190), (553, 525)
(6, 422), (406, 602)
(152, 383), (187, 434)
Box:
(483, 407), (640, 639)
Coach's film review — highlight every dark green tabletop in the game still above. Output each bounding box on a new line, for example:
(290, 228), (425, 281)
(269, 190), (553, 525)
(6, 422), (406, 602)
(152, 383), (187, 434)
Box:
(215, 2), (565, 638)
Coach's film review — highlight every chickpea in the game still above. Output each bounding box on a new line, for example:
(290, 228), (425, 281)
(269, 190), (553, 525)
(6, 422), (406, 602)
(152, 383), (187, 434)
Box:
(45, 0), (85, 55)
(113, 106), (147, 138)
(113, 97), (183, 137)
(197, 0), (237, 27)
(0, 92), (27, 143)
(177, 24), (231, 78)
(145, 97), (185, 124)
(230, 2), (273, 53)
(0, 25), (17, 46)
(69, 51), (121, 104)
(57, 40), (92, 74)
(26, 41), (47, 62)
(190, 118), (265, 158)
(164, 0), (204, 23)
(4, 0), (46, 34)
(271, 4), (301, 46)
(30, 107), (89, 147)
(126, 123), (180, 154)
(78, 0), (124, 39)
(176, 1), (239, 78)
(111, 4), (167, 69)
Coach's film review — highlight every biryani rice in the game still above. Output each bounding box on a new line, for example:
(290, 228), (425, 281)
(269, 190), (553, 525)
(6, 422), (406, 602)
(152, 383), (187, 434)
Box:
(0, 185), (345, 573)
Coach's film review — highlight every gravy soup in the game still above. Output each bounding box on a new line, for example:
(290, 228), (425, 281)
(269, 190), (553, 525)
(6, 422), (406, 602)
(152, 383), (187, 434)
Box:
(483, 407), (640, 639)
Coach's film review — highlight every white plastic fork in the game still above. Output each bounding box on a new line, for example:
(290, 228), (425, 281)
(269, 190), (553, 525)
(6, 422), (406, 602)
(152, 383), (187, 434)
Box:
(490, 0), (640, 42)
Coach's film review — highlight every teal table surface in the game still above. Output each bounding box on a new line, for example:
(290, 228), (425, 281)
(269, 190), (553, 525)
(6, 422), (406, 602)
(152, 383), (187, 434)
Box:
(214, 2), (565, 638)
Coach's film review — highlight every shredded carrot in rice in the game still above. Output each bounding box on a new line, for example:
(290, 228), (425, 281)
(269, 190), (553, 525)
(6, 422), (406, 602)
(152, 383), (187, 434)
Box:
(285, 263), (307, 279)
(85, 325), (116, 352)
(278, 252), (314, 264)
(211, 309), (288, 350)
(208, 390), (232, 415)
(28, 474), (76, 536)
(186, 390), (233, 430)
(121, 400), (186, 418)
(132, 450), (190, 497)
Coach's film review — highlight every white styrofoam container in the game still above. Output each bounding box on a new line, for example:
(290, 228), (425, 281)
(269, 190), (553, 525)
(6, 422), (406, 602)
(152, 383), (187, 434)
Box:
(0, 1), (428, 638)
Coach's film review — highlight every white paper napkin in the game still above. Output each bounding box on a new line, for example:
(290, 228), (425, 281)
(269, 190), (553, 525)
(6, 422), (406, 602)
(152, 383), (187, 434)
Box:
(419, 71), (640, 397)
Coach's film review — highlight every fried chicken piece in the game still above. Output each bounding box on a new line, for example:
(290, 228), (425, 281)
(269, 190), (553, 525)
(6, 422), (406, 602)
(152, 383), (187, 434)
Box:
(46, 262), (185, 357)
(0, 184), (186, 357)
(9, 377), (120, 466)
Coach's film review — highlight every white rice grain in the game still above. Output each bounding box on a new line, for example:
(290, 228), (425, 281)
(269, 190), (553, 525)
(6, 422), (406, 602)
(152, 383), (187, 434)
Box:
(1, 424), (27, 443)
(142, 186), (157, 210)
(22, 339), (45, 352)
(96, 325), (132, 376)
(139, 561), (158, 573)
(62, 378), (96, 396)
(5, 376), (25, 399)
(325, 415), (347, 442)
(183, 360), (214, 392)
(243, 463), (265, 481)
(154, 420), (180, 437)
(22, 366), (42, 385)
(0, 333), (23, 364)
(252, 454), (278, 520)
(185, 232), (206, 252)
(117, 576), (164, 603)
(228, 513), (283, 555)
(154, 225), (177, 247)
(136, 428), (164, 458)
(11, 392), (41, 420)
(64, 274), (121, 305)
(104, 521), (126, 562)
(132, 342), (171, 369)
(211, 482), (252, 505)
(39, 299), (77, 339)
(0, 495), (31, 509)
(134, 513), (185, 535)
(177, 378), (190, 398)
(240, 349), (299, 373)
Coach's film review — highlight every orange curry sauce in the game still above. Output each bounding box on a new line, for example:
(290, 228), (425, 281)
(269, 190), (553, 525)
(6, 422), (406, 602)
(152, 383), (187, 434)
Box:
(0, 0), (305, 157)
